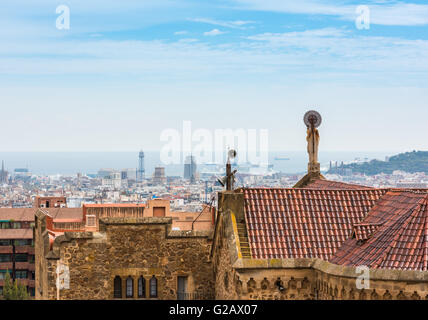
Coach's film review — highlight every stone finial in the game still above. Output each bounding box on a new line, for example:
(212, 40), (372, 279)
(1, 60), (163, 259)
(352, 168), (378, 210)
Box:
(293, 110), (324, 188)
(304, 110), (322, 175)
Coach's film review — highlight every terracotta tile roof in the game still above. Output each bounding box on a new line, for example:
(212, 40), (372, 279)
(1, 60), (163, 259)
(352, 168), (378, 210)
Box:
(0, 207), (84, 222)
(83, 203), (145, 208)
(242, 188), (387, 260)
(330, 190), (428, 271)
(304, 179), (373, 190)
(47, 208), (83, 222)
(0, 208), (37, 221)
(352, 222), (384, 241)
(0, 228), (33, 240)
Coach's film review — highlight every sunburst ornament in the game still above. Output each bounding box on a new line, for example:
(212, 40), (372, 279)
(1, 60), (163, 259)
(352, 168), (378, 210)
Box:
(304, 110), (322, 128)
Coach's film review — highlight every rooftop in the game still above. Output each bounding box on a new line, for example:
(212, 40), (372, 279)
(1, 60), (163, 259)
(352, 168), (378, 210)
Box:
(330, 189), (428, 271)
(0, 208), (37, 221)
(0, 228), (33, 239)
(242, 187), (388, 260)
(83, 203), (145, 208)
(304, 179), (374, 190)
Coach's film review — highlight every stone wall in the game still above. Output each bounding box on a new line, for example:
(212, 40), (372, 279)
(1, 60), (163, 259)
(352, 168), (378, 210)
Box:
(35, 215), (214, 300)
(314, 260), (428, 300)
(214, 258), (428, 300)
(212, 208), (239, 300)
(34, 210), (50, 299)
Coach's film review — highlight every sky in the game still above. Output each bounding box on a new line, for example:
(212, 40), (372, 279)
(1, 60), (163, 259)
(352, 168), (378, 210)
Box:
(0, 0), (427, 153)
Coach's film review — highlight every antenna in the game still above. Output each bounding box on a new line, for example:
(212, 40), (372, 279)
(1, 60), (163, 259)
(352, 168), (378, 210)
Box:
(228, 149), (237, 161)
(216, 149), (238, 190)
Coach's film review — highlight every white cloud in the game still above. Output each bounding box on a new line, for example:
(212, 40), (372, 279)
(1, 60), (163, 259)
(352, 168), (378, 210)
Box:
(203, 29), (227, 36)
(368, 3), (428, 26)
(233, 0), (428, 26)
(190, 18), (255, 29)
(1, 28), (427, 84)
(178, 38), (198, 43)
(246, 27), (428, 58)
(174, 31), (188, 35)
(231, 20), (255, 26)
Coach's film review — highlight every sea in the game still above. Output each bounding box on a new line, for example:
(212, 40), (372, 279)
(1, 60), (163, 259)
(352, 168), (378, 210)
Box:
(0, 151), (399, 177)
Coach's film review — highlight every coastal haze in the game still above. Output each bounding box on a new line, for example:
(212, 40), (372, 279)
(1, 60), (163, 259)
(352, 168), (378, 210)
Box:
(0, 151), (398, 176)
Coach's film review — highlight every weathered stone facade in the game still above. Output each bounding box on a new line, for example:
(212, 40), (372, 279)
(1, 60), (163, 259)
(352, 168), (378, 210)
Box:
(35, 211), (214, 300)
(215, 258), (428, 300)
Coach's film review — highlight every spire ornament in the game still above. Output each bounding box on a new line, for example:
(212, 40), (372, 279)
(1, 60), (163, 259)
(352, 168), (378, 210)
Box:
(304, 110), (322, 174)
(293, 110), (325, 188)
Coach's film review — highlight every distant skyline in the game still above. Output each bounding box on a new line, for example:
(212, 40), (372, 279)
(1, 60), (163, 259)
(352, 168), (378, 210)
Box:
(0, 150), (400, 176)
(1, 1), (427, 152)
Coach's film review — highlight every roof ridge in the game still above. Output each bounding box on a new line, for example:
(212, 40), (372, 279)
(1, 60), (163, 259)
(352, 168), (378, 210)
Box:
(241, 187), (427, 193)
(372, 198), (425, 269)
(423, 198), (428, 271)
(242, 187), (386, 192)
(354, 221), (385, 227)
(388, 188), (428, 194)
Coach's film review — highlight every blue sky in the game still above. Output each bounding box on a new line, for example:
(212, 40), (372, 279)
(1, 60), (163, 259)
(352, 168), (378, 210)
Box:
(0, 0), (427, 152)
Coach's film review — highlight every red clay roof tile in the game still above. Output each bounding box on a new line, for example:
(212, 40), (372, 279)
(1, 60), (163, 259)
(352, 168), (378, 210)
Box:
(242, 188), (387, 260)
(304, 179), (374, 190)
(0, 228), (33, 239)
(330, 190), (428, 271)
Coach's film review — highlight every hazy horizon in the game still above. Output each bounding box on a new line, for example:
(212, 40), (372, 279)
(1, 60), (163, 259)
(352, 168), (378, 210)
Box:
(0, 150), (405, 176)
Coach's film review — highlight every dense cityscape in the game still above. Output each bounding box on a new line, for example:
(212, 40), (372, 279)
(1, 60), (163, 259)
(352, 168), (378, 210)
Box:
(1, 152), (426, 209)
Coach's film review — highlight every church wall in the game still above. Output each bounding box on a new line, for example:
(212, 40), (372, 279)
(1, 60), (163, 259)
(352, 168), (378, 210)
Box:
(212, 215), (239, 300)
(214, 258), (428, 300)
(35, 217), (214, 300)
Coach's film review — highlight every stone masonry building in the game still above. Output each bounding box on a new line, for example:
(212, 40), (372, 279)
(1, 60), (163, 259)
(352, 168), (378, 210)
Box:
(35, 212), (214, 300)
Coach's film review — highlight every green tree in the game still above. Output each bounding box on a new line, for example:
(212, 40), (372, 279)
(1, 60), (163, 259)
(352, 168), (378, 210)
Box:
(1, 270), (29, 300)
(2, 271), (12, 299)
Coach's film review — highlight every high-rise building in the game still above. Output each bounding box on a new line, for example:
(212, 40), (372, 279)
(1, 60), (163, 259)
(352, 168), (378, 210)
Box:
(0, 161), (7, 184)
(124, 168), (137, 182)
(14, 168), (30, 176)
(153, 167), (166, 185)
(137, 151), (145, 182)
(97, 168), (115, 179)
(184, 155), (197, 184)
(0, 208), (36, 297)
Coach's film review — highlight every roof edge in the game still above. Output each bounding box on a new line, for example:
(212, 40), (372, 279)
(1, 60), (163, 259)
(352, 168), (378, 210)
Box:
(232, 257), (428, 282)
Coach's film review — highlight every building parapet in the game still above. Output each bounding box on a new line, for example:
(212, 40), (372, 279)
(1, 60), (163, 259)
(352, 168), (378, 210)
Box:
(44, 216), (213, 261)
(233, 258), (428, 282)
(46, 232), (93, 260)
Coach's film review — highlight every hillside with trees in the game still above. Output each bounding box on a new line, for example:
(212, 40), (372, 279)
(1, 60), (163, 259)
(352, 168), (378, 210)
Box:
(327, 151), (428, 175)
